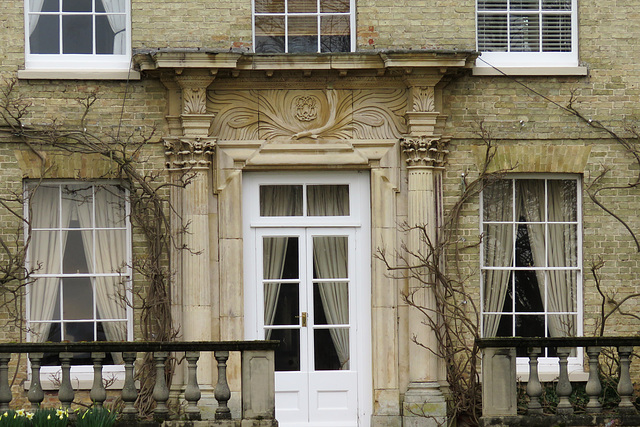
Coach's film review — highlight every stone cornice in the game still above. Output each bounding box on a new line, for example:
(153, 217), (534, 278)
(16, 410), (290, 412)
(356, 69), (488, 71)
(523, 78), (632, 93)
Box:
(164, 137), (216, 171)
(133, 50), (478, 79)
(401, 135), (450, 168)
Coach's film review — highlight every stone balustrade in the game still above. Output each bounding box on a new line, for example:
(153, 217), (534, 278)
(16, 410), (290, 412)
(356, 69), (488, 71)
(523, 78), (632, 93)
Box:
(0, 341), (278, 426)
(477, 337), (640, 427)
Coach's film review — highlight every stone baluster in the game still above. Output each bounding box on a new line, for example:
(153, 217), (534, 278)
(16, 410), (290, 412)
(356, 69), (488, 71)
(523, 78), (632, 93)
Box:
(617, 346), (636, 414)
(185, 351), (202, 420)
(90, 352), (107, 407)
(153, 352), (170, 419)
(555, 347), (573, 415)
(585, 346), (602, 414)
(59, 352), (75, 413)
(121, 352), (138, 420)
(214, 350), (231, 420)
(526, 348), (543, 415)
(0, 354), (12, 411)
(27, 353), (44, 410)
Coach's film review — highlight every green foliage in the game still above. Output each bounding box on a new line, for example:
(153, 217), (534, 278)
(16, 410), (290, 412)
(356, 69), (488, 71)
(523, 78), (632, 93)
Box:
(75, 407), (117, 427)
(0, 409), (69, 426)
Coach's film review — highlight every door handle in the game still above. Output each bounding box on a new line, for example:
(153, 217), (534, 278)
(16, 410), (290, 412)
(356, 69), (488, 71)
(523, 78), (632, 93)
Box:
(295, 312), (307, 327)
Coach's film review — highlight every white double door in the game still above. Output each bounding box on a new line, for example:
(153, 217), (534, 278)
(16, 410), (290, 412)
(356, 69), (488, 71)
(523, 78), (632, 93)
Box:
(256, 227), (361, 426)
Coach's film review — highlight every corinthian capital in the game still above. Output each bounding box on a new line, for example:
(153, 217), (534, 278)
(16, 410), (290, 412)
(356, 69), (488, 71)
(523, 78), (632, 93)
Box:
(164, 137), (216, 171)
(401, 135), (450, 168)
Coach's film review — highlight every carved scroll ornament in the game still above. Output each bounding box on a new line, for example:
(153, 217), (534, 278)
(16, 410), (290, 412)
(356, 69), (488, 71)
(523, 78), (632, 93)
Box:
(412, 87), (435, 112)
(164, 137), (216, 170)
(208, 89), (408, 141)
(401, 135), (449, 168)
(183, 88), (208, 115)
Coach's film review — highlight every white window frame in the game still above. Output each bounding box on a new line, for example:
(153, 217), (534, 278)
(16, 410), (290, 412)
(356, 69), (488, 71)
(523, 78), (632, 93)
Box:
(479, 174), (584, 378)
(475, 0), (578, 70)
(23, 0), (132, 71)
(24, 181), (133, 388)
(252, 0), (356, 53)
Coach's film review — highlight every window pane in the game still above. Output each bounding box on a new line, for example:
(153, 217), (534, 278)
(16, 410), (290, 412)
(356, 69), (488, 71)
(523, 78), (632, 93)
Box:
(264, 237), (299, 279)
(307, 185), (349, 216)
(542, 0), (571, 10)
(509, 0), (538, 10)
(255, 0), (284, 13)
(547, 271), (577, 312)
(63, 277), (93, 320)
(95, 277), (128, 321)
(255, 16), (285, 53)
(313, 236), (347, 279)
(483, 270), (513, 313)
(62, 185), (93, 226)
(288, 0), (316, 13)
(542, 15), (572, 52)
(509, 14), (540, 52)
(30, 278), (61, 321)
(514, 269), (543, 313)
(483, 180), (512, 221)
(477, 15), (508, 51)
(483, 224), (513, 267)
(515, 314), (545, 337)
(63, 0), (92, 12)
(547, 224), (577, 266)
(548, 180), (577, 221)
(96, 15), (116, 54)
(478, 0), (507, 10)
(95, 230), (127, 273)
(320, 16), (350, 53)
(315, 329), (349, 370)
(270, 328), (300, 371)
(264, 283), (299, 325)
(63, 15), (93, 54)
(314, 282), (349, 325)
(29, 186), (60, 228)
(35, 0), (59, 12)
(29, 15), (60, 54)
(64, 322), (94, 341)
(288, 16), (318, 53)
(31, 231), (61, 274)
(548, 314), (576, 337)
(321, 0), (350, 13)
(260, 185), (302, 216)
(516, 180), (544, 221)
(483, 314), (507, 337)
(515, 223), (543, 267)
(63, 229), (91, 274)
(95, 186), (127, 228)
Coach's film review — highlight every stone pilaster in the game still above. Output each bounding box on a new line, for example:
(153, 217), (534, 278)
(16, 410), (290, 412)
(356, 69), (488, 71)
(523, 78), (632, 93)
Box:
(400, 135), (449, 426)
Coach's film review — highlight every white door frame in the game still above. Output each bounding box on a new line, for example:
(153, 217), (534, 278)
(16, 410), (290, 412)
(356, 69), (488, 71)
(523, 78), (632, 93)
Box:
(243, 171), (372, 427)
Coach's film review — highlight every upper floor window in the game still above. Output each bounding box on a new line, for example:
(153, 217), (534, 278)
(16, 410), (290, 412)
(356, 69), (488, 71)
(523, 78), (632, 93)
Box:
(26, 182), (132, 365)
(480, 177), (582, 358)
(476, 0), (578, 68)
(253, 0), (354, 53)
(25, 0), (131, 70)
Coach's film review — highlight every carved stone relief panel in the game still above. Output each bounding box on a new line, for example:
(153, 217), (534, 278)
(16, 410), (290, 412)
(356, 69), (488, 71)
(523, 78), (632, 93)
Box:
(207, 89), (407, 141)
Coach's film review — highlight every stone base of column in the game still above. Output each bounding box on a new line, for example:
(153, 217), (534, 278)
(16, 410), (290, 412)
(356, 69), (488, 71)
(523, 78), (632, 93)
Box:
(402, 382), (447, 427)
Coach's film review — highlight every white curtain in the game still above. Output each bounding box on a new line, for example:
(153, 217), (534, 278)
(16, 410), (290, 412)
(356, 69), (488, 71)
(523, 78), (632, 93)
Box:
(76, 186), (128, 345)
(261, 186), (299, 339)
(100, 0), (127, 54)
(28, 0), (45, 36)
(29, 186), (71, 342)
(309, 185), (350, 369)
(518, 180), (576, 338)
(482, 180), (514, 337)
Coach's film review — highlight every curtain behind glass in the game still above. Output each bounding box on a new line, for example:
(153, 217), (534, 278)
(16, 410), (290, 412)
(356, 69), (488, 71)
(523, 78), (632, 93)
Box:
(101, 0), (126, 54)
(261, 186), (300, 339)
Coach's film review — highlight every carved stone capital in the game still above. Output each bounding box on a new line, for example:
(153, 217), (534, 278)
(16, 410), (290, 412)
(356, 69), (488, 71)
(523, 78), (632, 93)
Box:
(401, 135), (450, 168)
(164, 137), (216, 171)
(176, 72), (216, 115)
(411, 86), (435, 112)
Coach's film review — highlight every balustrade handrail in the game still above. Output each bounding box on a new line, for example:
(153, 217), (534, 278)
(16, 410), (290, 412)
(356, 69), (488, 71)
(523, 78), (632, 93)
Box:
(476, 336), (640, 349)
(0, 340), (280, 353)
